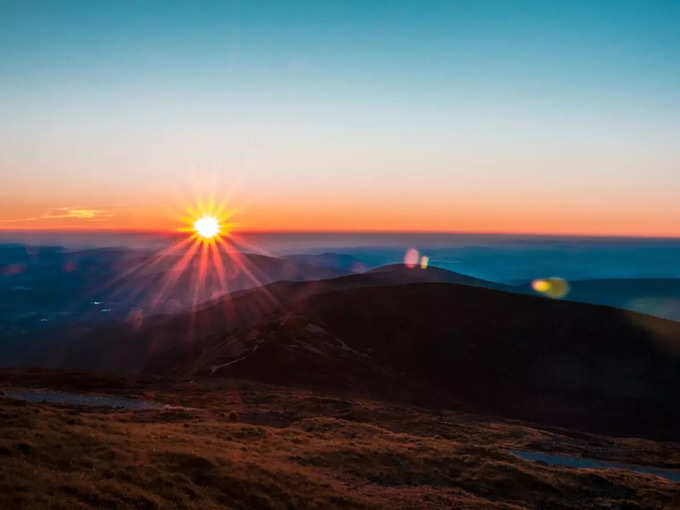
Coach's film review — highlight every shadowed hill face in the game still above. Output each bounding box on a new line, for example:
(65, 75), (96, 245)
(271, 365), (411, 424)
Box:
(295, 284), (680, 434)
(50, 265), (680, 439)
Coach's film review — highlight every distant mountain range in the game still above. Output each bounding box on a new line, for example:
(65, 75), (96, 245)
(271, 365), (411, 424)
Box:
(0, 245), (345, 318)
(0, 245), (345, 364)
(285, 252), (369, 273)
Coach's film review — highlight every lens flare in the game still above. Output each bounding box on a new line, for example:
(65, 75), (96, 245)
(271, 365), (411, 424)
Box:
(532, 279), (551, 293)
(404, 248), (420, 268)
(532, 277), (570, 299)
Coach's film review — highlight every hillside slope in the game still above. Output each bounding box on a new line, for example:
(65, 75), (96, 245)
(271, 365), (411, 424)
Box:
(49, 265), (680, 438)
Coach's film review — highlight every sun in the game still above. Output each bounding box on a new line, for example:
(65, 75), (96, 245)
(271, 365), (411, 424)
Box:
(194, 215), (220, 239)
(178, 198), (236, 244)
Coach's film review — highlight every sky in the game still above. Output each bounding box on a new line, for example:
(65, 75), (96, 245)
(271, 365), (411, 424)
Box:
(1, 1), (679, 235)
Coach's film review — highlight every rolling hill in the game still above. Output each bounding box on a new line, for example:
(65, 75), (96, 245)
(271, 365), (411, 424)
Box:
(48, 265), (680, 439)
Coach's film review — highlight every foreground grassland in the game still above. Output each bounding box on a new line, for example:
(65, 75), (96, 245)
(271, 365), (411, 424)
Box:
(1, 370), (679, 509)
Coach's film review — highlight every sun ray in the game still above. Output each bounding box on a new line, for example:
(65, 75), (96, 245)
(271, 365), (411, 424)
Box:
(97, 198), (261, 320)
(149, 236), (202, 311)
(216, 236), (280, 307)
(192, 240), (210, 310)
(209, 241), (228, 296)
(81, 235), (200, 321)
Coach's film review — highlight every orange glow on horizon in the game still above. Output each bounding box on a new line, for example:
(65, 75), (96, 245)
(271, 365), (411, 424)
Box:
(4, 196), (680, 238)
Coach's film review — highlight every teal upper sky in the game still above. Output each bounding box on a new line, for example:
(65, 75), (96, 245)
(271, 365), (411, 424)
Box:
(1, 1), (679, 234)
(4, 1), (678, 110)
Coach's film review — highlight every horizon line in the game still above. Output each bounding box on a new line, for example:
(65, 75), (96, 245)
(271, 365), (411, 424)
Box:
(2, 226), (680, 241)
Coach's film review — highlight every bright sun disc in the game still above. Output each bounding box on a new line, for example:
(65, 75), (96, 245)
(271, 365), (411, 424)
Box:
(194, 215), (220, 239)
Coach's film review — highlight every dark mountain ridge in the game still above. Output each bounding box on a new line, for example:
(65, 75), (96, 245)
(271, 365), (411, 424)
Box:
(46, 265), (680, 439)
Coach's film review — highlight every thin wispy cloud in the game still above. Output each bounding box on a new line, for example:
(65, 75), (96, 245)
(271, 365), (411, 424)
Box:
(0, 207), (115, 224)
(0, 217), (40, 223)
(40, 207), (114, 220)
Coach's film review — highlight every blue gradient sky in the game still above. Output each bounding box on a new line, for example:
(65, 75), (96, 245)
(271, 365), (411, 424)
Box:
(1, 1), (679, 234)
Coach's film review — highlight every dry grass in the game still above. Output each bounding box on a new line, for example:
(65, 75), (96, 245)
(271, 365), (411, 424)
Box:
(0, 370), (679, 509)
